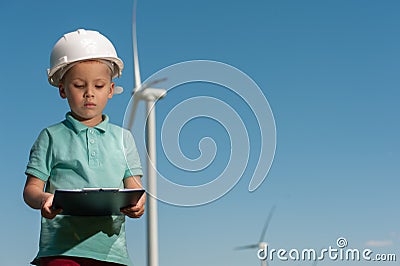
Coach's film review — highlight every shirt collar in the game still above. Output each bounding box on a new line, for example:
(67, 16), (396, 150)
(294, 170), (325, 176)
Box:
(65, 112), (109, 134)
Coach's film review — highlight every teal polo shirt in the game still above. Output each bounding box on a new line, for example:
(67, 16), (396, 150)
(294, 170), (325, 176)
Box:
(26, 112), (143, 265)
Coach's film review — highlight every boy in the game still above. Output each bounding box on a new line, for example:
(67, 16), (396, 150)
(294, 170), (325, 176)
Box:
(23, 29), (145, 266)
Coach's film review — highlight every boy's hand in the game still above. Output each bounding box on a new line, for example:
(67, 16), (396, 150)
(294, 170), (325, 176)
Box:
(41, 193), (62, 219)
(23, 175), (62, 219)
(121, 192), (146, 218)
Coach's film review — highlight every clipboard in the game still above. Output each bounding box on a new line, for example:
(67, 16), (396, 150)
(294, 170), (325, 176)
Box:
(52, 188), (145, 216)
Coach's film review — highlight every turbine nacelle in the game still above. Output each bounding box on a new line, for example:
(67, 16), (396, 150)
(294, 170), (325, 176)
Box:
(134, 87), (167, 101)
(259, 241), (268, 250)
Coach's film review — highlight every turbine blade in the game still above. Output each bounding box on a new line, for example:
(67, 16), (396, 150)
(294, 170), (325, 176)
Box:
(127, 96), (140, 129)
(259, 205), (276, 243)
(126, 0), (142, 129)
(132, 0), (141, 90)
(234, 244), (259, 250)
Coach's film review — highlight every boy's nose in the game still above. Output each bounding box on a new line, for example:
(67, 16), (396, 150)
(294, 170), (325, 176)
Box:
(84, 87), (95, 97)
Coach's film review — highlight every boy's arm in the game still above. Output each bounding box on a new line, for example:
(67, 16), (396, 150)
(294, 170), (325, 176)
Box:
(121, 176), (146, 218)
(23, 175), (62, 219)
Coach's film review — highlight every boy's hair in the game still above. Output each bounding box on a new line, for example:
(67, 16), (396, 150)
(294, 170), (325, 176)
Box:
(59, 59), (115, 84)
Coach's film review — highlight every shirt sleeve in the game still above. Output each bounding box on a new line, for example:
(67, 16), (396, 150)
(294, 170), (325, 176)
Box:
(25, 129), (52, 181)
(122, 129), (143, 178)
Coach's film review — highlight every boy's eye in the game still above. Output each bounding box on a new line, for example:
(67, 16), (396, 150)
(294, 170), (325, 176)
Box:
(95, 84), (105, 89)
(74, 84), (84, 88)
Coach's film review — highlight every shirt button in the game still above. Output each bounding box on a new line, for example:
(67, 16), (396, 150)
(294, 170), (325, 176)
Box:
(89, 139), (95, 144)
(89, 129), (94, 134)
(91, 151), (96, 156)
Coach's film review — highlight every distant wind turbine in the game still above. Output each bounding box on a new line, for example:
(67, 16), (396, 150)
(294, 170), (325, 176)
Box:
(235, 206), (276, 266)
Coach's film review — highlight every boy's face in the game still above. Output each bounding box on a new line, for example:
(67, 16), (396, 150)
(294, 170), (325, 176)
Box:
(59, 61), (114, 127)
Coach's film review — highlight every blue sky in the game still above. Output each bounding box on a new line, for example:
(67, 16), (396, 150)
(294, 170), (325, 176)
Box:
(1, 0), (399, 265)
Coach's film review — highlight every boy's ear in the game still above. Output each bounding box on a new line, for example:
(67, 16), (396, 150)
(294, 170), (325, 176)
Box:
(108, 82), (115, 99)
(59, 84), (67, 99)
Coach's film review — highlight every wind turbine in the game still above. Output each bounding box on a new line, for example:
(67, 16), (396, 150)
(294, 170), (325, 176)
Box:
(235, 206), (276, 266)
(126, 1), (167, 266)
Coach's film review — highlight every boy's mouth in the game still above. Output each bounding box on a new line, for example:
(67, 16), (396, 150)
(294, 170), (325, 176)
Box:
(84, 102), (96, 108)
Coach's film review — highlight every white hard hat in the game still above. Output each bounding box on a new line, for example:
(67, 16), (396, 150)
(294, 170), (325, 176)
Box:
(47, 29), (124, 93)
